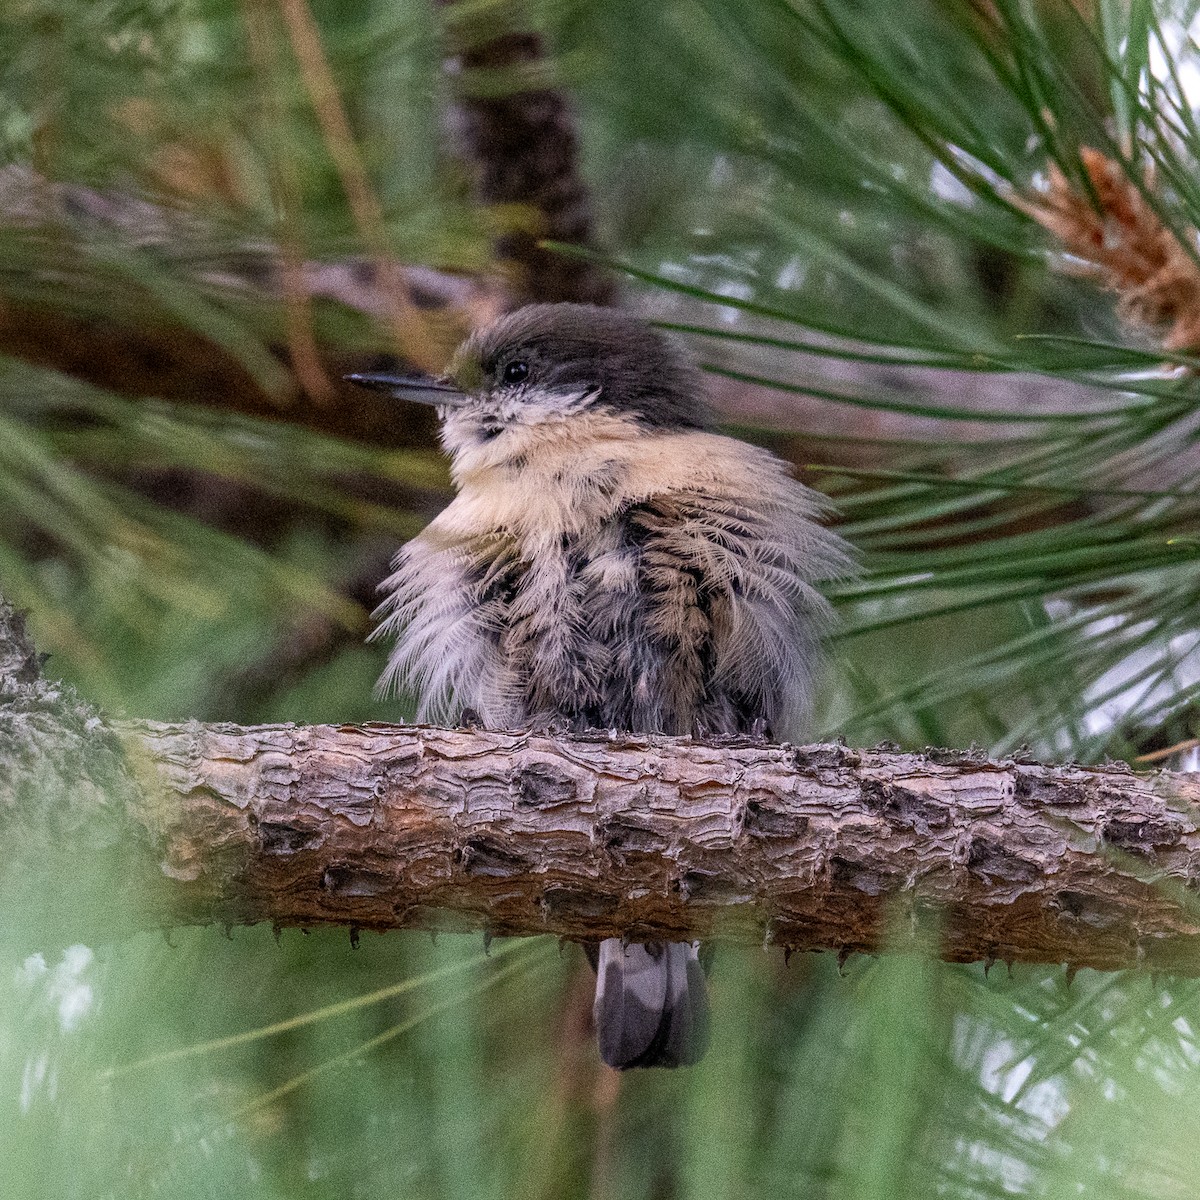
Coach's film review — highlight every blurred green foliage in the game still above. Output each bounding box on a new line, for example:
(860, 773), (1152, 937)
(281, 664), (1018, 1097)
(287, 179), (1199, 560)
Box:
(13, 912), (1200, 1200)
(6, 0), (1200, 1197)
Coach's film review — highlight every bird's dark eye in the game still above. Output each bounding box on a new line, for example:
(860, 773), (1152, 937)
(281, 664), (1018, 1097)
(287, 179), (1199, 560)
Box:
(502, 360), (529, 385)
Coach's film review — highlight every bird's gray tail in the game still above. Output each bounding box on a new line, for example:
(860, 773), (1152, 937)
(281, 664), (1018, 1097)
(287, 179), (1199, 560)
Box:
(592, 939), (710, 1069)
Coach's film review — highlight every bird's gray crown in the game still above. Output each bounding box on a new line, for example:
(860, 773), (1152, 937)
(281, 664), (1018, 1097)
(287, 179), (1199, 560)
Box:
(451, 303), (709, 431)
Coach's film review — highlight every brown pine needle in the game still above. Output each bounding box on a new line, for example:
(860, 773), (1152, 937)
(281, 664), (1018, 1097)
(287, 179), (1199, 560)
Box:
(240, 0), (332, 405)
(1022, 147), (1200, 354)
(275, 0), (453, 375)
(1135, 736), (1200, 764)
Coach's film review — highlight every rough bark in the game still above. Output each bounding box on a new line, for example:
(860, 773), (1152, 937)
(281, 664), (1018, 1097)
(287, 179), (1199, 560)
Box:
(115, 722), (1200, 972)
(7, 595), (1200, 972)
(0, 599), (160, 944)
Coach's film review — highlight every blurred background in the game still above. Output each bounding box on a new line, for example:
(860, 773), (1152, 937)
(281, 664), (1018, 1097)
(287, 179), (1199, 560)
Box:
(6, 0), (1200, 1195)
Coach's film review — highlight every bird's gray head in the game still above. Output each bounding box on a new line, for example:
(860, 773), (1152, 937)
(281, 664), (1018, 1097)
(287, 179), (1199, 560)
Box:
(348, 304), (708, 468)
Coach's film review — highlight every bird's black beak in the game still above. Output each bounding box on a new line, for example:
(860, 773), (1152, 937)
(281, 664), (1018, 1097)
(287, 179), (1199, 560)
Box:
(344, 372), (468, 407)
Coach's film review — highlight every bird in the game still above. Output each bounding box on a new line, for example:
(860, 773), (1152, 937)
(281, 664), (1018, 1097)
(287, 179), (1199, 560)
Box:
(347, 302), (852, 1069)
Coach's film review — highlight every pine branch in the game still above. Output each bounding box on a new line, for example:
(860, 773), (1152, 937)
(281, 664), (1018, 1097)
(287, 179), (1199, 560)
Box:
(6, 592), (1200, 972)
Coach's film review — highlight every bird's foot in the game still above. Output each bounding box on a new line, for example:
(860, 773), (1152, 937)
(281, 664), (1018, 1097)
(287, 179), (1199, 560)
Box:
(459, 706), (484, 729)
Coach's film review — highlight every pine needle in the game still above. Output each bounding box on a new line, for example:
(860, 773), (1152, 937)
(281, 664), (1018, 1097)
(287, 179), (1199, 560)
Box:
(220, 942), (550, 1125)
(104, 938), (527, 1077)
